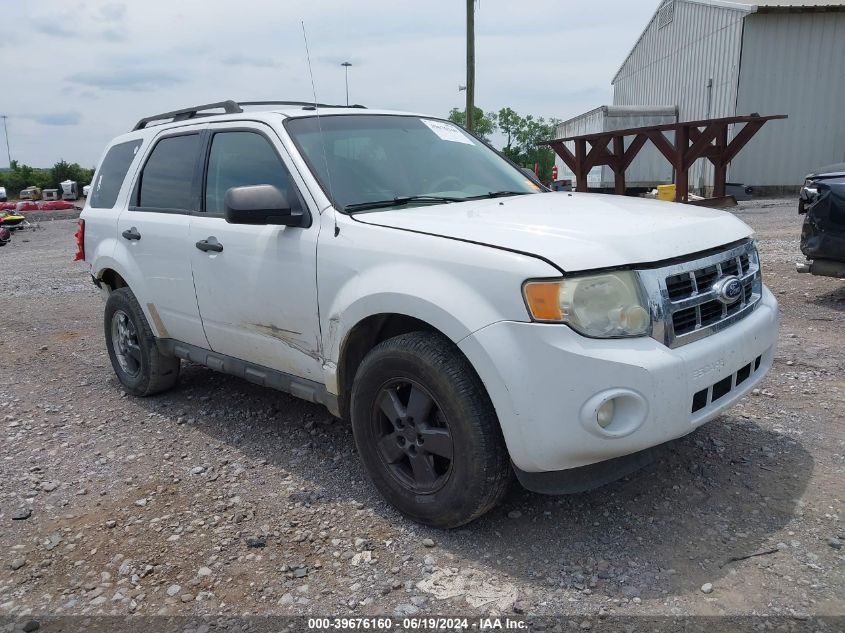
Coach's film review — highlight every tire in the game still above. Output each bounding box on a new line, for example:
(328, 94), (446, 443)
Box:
(350, 332), (511, 528)
(104, 287), (180, 396)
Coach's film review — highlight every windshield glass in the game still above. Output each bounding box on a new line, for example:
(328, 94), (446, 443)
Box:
(285, 115), (541, 211)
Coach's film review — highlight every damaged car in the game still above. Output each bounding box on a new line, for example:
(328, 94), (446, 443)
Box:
(797, 163), (845, 279)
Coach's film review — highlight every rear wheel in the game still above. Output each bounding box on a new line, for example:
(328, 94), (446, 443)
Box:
(104, 288), (180, 396)
(351, 332), (511, 528)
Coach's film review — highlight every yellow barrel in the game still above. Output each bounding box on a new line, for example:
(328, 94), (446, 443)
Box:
(657, 184), (676, 201)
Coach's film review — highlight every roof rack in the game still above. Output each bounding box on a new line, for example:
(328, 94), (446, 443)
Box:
(131, 100), (367, 131)
(239, 101), (367, 110)
(132, 100), (243, 131)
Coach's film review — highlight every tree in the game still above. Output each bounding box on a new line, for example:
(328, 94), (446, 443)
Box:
(448, 107), (497, 142)
(493, 109), (560, 182)
(0, 159), (95, 198)
(496, 107), (523, 161)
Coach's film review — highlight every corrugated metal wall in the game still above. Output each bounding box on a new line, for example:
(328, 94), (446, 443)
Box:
(731, 12), (845, 187)
(612, 0), (748, 190)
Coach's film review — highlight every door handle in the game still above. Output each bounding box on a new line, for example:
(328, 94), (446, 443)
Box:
(195, 237), (223, 253)
(121, 227), (141, 241)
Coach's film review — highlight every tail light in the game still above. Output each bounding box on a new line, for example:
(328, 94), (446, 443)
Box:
(74, 218), (85, 261)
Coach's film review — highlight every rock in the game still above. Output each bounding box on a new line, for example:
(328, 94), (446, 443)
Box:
(197, 566), (212, 577)
(507, 510), (522, 519)
(40, 481), (58, 492)
(827, 537), (842, 550)
(701, 582), (714, 594)
(190, 466), (205, 475)
(90, 596), (107, 606)
(294, 567), (308, 578)
(134, 499), (147, 507)
(395, 603), (420, 617)
(422, 538), (435, 548)
(10, 558), (26, 571)
(621, 585), (640, 598)
(105, 520), (117, 529)
(22, 620), (40, 633)
(278, 593), (294, 606)
(12, 508), (32, 521)
(180, 593), (194, 603)
(166, 584), (181, 597)
(246, 536), (266, 548)
(580, 621), (592, 631)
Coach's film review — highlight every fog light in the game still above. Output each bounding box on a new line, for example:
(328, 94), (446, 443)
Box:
(597, 399), (615, 428)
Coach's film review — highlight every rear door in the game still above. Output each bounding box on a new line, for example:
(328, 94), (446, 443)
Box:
(188, 122), (323, 381)
(116, 126), (209, 348)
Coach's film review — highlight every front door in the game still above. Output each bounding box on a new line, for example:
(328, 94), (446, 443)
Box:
(116, 128), (209, 349)
(188, 122), (323, 382)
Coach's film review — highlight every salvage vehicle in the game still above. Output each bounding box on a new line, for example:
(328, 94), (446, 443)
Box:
(61, 180), (80, 201)
(78, 101), (779, 527)
(796, 163), (845, 278)
(19, 186), (42, 201)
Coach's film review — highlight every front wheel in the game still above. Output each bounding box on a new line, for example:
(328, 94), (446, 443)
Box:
(350, 332), (511, 528)
(104, 288), (180, 396)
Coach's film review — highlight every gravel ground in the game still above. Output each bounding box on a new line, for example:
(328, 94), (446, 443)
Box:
(0, 199), (843, 624)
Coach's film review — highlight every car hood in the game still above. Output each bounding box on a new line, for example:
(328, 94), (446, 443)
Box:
(352, 192), (754, 272)
(807, 162), (845, 179)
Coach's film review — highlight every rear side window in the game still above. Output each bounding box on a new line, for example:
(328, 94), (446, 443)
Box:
(137, 134), (200, 210)
(89, 139), (143, 208)
(205, 131), (299, 215)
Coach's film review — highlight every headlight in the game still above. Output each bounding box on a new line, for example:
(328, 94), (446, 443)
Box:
(523, 271), (651, 337)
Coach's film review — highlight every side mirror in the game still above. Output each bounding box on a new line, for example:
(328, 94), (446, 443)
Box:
(224, 185), (306, 227)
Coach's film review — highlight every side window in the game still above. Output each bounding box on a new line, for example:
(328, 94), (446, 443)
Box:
(205, 131), (299, 215)
(90, 139), (143, 209)
(137, 134), (201, 211)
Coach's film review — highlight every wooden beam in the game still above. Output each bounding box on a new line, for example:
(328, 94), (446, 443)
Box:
(620, 134), (648, 170)
(683, 123), (723, 169)
(646, 130), (678, 164)
(711, 124), (729, 198)
(575, 138), (588, 192)
(722, 121), (765, 164)
(612, 136), (626, 195)
(584, 136), (613, 171)
(550, 141), (577, 173)
(674, 125), (689, 202)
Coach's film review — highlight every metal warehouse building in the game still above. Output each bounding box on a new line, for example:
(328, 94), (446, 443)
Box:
(610, 0), (845, 193)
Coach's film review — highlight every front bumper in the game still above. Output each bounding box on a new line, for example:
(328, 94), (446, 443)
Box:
(458, 285), (778, 473)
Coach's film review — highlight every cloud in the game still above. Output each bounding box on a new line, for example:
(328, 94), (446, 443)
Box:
(101, 27), (127, 42)
(33, 23), (77, 38)
(66, 68), (182, 92)
(221, 54), (282, 69)
(30, 112), (83, 126)
(97, 3), (127, 22)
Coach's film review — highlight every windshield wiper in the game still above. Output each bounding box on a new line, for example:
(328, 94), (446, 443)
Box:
(480, 190), (530, 199)
(345, 195), (464, 213)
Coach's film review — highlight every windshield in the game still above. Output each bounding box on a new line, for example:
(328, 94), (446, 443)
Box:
(285, 114), (541, 211)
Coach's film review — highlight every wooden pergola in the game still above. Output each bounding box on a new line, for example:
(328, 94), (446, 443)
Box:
(542, 114), (787, 202)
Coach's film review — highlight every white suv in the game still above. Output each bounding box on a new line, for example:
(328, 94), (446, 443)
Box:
(78, 100), (778, 527)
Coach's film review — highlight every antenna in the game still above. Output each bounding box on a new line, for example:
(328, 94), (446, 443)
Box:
(301, 21), (339, 237)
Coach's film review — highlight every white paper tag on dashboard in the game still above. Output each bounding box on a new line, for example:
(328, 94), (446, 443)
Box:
(421, 119), (474, 145)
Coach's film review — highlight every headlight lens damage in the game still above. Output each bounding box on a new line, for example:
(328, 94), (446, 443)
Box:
(523, 271), (651, 338)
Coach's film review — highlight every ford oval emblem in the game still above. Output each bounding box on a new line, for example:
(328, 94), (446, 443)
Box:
(713, 276), (743, 305)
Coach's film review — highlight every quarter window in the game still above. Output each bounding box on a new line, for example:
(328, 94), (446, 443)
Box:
(137, 134), (200, 210)
(90, 139), (143, 209)
(205, 131), (298, 215)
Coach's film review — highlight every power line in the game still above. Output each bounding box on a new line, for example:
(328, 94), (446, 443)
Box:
(1, 115), (10, 167)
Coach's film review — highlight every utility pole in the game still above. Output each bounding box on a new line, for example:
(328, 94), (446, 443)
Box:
(341, 61), (352, 106)
(1, 116), (10, 167)
(465, 0), (475, 132)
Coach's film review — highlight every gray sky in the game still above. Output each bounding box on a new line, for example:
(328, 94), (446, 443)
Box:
(2, 0), (651, 168)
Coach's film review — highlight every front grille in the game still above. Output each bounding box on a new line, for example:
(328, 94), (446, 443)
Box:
(639, 241), (762, 348)
(691, 355), (763, 413)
